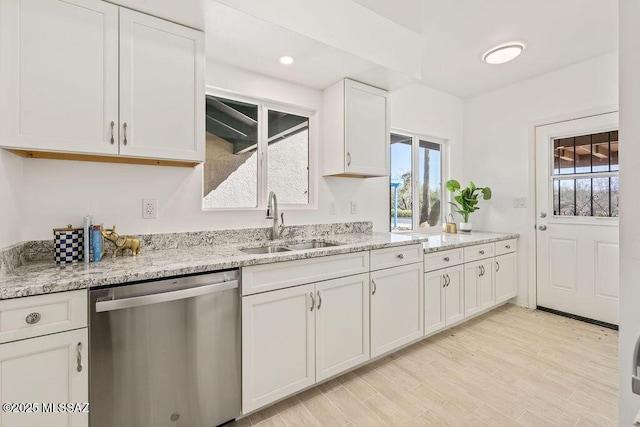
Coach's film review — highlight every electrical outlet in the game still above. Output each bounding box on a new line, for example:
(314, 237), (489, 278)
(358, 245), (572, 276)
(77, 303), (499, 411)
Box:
(329, 201), (337, 215)
(143, 198), (157, 219)
(350, 201), (358, 214)
(513, 197), (527, 208)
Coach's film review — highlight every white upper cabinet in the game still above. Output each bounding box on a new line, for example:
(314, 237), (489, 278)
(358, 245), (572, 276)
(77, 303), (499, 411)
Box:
(0, 0), (119, 155)
(323, 79), (390, 177)
(0, 0), (204, 164)
(119, 8), (204, 162)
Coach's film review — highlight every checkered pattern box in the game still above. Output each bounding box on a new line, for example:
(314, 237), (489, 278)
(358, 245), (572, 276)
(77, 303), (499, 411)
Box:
(53, 226), (85, 264)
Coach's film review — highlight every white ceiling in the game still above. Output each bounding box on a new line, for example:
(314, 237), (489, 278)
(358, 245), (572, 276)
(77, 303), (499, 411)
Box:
(206, 0), (618, 98)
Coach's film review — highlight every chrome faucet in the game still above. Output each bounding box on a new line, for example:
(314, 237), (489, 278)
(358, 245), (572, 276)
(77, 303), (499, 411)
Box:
(266, 191), (285, 240)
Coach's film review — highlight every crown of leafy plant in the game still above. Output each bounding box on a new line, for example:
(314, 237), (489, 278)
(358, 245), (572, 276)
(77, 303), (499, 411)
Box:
(445, 179), (492, 223)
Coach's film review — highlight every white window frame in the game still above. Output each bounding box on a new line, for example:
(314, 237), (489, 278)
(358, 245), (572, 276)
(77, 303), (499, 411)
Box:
(202, 87), (318, 211)
(390, 129), (448, 233)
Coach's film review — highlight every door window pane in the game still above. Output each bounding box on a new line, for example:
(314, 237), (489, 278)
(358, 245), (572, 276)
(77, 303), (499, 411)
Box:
(267, 110), (309, 204)
(418, 140), (442, 229)
(390, 133), (412, 230)
(551, 129), (618, 218)
(203, 96), (258, 208)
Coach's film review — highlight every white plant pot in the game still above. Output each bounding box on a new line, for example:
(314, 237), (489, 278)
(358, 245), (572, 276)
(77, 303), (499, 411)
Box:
(459, 222), (472, 232)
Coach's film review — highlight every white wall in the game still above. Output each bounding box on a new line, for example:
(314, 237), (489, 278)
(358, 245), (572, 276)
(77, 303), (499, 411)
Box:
(18, 61), (392, 240)
(0, 150), (22, 248)
(463, 52), (618, 307)
(619, 0), (640, 423)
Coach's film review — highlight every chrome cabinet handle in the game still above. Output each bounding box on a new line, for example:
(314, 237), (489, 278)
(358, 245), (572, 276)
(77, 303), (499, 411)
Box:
(396, 253), (404, 260)
(442, 275), (446, 288)
(505, 245), (511, 249)
(317, 291), (322, 310)
(444, 257), (450, 262)
(123, 122), (128, 146)
(110, 121), (115, 144)
(76, 342), (83, 372)
(479, 265), (484, 277)
(347, 152), (352, 166)
(310, 292), (315, 311)
(371, 279), (377, 295)
(496, 262), (500, 272)
(479, 250), (485, 255)
(445, 274), (450, 287)
(538, 225), (547, 231)
(25, 312), (41, 325)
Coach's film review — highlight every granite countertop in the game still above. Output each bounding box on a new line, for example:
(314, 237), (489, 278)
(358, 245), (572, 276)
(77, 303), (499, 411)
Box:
(0, 228), (517, 300)
(421, 231), (519, 253)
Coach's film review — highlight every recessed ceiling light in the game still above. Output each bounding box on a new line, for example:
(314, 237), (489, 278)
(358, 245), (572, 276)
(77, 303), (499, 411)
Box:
(279, 55), (295, 65)
(483, 43), (525, 65)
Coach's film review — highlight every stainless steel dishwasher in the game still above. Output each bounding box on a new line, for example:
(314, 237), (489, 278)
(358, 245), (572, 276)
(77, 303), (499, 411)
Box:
(89, 270), (241, 427)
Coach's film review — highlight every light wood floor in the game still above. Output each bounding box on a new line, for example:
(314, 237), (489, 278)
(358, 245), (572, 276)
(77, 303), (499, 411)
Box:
(232, 304), (618, 426)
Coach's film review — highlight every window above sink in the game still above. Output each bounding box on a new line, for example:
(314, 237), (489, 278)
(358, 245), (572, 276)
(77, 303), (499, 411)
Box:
(202, 91), (318, 211)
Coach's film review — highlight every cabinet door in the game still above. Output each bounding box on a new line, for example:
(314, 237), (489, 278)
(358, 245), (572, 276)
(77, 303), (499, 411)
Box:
(495, 252), (517, 303)
(344, 80), (389, 176)
(479, 259), (495, 310)
(444, 265), (465, 326)
(242, 284), (315, 413)
(424, 269), (445, 335)
(0, 328), (88, 427)
(464, 261), (482, 317)
(315, 274), (370, 381)
(119, 8), (205, 162)
(0, 0), (118, 154)
(370, 263), (424, 358)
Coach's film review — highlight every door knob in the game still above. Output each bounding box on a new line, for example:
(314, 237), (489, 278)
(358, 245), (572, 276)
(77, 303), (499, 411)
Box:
(538, 225), (547, 231)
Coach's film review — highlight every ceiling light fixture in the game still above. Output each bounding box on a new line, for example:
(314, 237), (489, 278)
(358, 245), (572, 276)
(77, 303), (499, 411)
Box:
(279, 55), (295, 65)
(482, 42), (525, 65)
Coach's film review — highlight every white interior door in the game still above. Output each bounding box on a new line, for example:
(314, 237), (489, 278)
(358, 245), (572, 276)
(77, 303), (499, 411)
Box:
(535, 112), (619, 325)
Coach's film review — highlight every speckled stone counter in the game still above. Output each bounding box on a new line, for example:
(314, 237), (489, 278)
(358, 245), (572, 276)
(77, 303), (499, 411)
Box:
(420, 231), (519, 253)
(0, 224), (517, 300)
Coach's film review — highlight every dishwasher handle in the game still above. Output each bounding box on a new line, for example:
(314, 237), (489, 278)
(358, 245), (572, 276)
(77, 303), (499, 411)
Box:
(633, 335), (640, 395)
(95, 280), (238, 313)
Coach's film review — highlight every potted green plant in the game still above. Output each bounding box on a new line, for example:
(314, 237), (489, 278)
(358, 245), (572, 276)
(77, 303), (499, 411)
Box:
(445, 179), (492, 232)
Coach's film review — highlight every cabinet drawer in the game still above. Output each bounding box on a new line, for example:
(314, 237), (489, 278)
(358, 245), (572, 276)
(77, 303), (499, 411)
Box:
(463, 243), (495, 263)
(495, 239), (517, 256)
(241, 252), (369, 296)
(0, 290), (87, 344)
(370, 244), (422, 271)
(424, 248), (464, 272)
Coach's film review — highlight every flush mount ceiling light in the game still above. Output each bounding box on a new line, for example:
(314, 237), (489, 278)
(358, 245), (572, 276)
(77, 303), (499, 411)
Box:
(279, 55), (295, 65)
(482, 42), (525, 65)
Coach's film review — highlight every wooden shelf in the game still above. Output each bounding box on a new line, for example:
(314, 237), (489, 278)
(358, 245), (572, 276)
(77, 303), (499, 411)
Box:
(7, 149), (200, 168)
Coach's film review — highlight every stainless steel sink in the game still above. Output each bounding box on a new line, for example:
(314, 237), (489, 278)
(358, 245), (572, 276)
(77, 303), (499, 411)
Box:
(284, 241), (342, 250)
(240, 246), (292, 254)
(239, 240), (344, 254)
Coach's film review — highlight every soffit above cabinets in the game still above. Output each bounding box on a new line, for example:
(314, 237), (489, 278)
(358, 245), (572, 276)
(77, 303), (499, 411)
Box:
(206, 0), (617, 98)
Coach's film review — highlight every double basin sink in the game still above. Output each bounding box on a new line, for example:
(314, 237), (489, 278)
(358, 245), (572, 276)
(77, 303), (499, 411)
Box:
(240, 241), (343, 254)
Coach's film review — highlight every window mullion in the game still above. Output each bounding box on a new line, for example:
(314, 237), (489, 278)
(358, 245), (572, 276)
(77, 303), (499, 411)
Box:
(258, 105), (269, 209)
(412, 135), (420, 230)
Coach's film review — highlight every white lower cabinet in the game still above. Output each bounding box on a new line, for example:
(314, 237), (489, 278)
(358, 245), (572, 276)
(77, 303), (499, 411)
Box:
(464, 258), (495, 317)
(495, 252), (518, 303)
(370, 263), (424, 358)
(0, 328), (88, 427)
(315, 274), (370, 381)
(424, 265), (464, 335)
(242, 284), (316, 414)
(242, 274), (370, 414)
